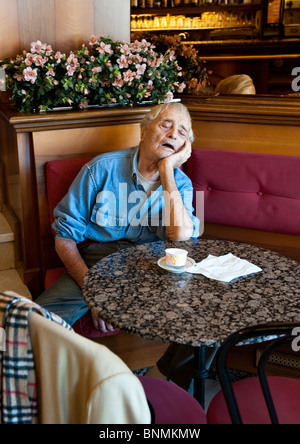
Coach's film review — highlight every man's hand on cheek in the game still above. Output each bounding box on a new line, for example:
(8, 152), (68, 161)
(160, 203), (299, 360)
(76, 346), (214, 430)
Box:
(159, 139), (191, 171)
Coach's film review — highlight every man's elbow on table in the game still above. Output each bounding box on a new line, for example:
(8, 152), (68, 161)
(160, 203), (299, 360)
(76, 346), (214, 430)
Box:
(166, 224), (194, 242)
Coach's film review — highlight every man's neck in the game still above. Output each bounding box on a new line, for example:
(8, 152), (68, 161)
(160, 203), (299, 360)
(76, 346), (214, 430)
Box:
(137, 150), (160, 182)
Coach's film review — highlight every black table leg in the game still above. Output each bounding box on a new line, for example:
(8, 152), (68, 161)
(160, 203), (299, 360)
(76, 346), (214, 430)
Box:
(193, 345), (218, 408)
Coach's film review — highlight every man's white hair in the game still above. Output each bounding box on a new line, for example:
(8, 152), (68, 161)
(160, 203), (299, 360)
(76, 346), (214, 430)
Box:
(141, 102), (194, 143)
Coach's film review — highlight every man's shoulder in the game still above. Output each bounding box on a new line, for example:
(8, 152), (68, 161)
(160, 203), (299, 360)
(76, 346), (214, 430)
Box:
(174, 167), (192, 186)
(87, 146), (137, 168)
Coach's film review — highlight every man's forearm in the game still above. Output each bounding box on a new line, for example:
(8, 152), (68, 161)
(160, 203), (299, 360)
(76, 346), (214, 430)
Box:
(159, 162), (194, 241)
(55, 237), (89, 288)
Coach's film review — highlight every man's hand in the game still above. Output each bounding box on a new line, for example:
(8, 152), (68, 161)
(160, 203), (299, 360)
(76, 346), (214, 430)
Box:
(91, 307), (115, 333)
(158, 139), (191, 171)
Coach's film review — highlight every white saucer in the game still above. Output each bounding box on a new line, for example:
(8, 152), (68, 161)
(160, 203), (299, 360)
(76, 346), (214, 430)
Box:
(157, 256), (196, 273)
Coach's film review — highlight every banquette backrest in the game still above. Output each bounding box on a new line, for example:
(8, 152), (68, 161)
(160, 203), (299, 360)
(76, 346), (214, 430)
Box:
(183, 149), (300, 235)
(183, 148), (300, 262)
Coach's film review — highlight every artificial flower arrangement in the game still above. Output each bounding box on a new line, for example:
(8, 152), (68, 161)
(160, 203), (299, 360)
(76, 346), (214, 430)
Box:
(0, 35), (186, 113)
(132, 32), (210, 96)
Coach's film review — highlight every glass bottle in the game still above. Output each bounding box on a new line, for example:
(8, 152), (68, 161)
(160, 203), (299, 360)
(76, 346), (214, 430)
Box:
(147, 0), (154, 7)
(174, 0), (182, 5)
(139, 0), (146, 7)
(161, 0), (168, 6)
(154, 1), (161, 6)
(191, 0), (199, 5)
(131, 0), (138, 7)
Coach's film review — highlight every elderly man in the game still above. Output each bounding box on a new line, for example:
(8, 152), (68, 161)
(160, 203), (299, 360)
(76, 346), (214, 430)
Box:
(35, 102), (200, 334)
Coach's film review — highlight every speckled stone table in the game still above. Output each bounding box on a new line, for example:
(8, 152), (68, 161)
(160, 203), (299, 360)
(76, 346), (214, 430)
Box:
(83, 238), (300, 405)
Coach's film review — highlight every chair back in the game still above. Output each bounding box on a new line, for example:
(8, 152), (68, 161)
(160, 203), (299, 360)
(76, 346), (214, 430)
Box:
(28, 311), (151, 424)
(215, 322), (300, 424)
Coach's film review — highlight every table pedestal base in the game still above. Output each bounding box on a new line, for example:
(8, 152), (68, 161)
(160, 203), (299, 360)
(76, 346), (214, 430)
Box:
(193, 345), (218, 408)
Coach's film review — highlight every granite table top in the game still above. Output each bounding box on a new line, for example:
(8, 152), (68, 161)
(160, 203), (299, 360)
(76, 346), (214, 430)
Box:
(82, 239), (300, 347)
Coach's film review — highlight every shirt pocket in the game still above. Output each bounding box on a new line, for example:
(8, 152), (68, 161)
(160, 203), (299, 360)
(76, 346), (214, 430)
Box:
(91, 203), (127, 231)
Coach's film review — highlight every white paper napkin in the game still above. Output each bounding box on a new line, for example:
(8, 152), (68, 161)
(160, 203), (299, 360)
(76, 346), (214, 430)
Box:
(185, 253), (262, 282)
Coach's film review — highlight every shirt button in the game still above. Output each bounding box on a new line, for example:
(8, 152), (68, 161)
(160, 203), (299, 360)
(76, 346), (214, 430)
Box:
(207, 186), (212, 192)
(257, 191), (262, 196)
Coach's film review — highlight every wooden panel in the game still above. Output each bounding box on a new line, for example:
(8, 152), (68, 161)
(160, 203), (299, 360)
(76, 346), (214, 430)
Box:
(0, 1), (19, 59)
(17, 0), (56, 50)
(0, 0), (130, 59)
(94, 0), (131, 41)
(32, 124), (141, 157)
(192, 121), (300, 156)
(55, 0), (95, 51)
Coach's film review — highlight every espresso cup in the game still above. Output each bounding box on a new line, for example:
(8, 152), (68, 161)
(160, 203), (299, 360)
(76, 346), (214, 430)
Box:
(165, 248), (188, 267)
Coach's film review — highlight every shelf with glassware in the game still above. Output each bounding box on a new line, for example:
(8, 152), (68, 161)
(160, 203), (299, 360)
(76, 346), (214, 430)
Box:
(131, 10), (259, 35)
(131, 4), (262, 17)
(131, 3), (262, 39)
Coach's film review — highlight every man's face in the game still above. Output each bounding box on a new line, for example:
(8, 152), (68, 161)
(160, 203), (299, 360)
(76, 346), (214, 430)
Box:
(140, 106), (190, 163)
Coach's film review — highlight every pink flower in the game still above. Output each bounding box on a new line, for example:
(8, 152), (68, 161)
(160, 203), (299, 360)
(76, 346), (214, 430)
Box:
(34, 55), (48, 67)
(25, 53), (35, 66)
(146, 80), (153, 91)
(55, 51), (64, 63)
(66, 52), (80, 76)
(117, 55), (128, 69)
(120, 44), (131, 56)
(177, 82), (186, 93)
(92, 66), (102, 73)
(112, 75), (124, 88)
(97, 42), (113, 55)
(164, 91), (174, 102)
(89, 35), (99, 46)
(13, 73), (23, 81)
(23, 67), (38, 84)
(136, 63), (146, 77)
(123, 69), (135, 84)
(46, 68), (55, 77)
(30, 40), (46, 53)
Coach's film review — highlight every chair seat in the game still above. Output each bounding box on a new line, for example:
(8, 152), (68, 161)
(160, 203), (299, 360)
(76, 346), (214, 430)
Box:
(207, 376), (300, 424)
(138, 376), (207, 424)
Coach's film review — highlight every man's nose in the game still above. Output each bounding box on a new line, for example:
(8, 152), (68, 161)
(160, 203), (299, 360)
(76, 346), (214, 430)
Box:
(167, 127), (177, 139)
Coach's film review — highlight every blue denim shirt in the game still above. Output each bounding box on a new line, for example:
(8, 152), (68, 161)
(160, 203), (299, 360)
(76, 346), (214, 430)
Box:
(53, 146), (200, 244)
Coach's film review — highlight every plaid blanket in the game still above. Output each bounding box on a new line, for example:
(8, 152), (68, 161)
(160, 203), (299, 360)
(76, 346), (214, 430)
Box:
(0, 291), (72, 424)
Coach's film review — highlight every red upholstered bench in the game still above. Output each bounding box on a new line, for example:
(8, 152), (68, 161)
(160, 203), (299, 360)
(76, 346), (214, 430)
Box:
(45, 149), (300, 337)
(46, 157), (122, 339)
